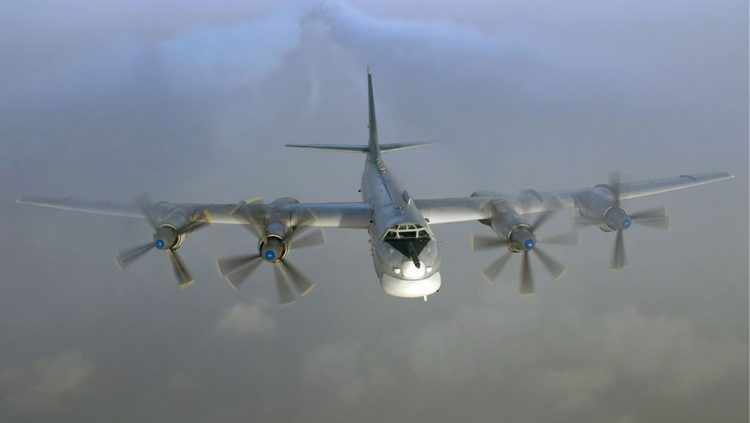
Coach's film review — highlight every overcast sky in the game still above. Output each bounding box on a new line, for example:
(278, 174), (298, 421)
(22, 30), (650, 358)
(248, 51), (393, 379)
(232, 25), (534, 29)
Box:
(0, 1), (747, 422)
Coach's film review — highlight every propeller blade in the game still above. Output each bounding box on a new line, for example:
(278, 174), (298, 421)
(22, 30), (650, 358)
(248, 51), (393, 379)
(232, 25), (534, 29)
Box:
(178, 214), (210, 234)
(279, 260), (315, 296)
(610, 229), (628, 270)
(134, 193), (159, 230)
(272, 265), (296, 304)
(167, 250), (193, 287)
(539, 231), (579, 246)
(533, 247), (566, 280)
(234, 205), (265, 240)
(472, 234), (508, 252)
(531, 209), (557, 231)
(294, 207), (317, 228)
(574, 215), (602, 228)
(609, 171), (622, 207)
(520, 251), (534, 295)
(630, 207), (669, 230)
(633, 215), (670, 230)
(217, 254), (263, 289)
(481, 250), (513, 283)
(290, 229), (325, 250)
(116, 242), (156, 269)
(629, 206), (666, 220)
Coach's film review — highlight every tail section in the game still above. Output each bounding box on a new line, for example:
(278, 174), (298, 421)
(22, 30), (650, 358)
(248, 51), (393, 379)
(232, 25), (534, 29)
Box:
(285, 71), (432, 155)
(367, 69), (379, 158)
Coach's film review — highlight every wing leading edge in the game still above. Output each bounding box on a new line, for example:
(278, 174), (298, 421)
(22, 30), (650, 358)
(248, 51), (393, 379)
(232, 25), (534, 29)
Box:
(415, 171), (734, 225)
(16, 196), (371, 229)
(16, 172), (733, 227)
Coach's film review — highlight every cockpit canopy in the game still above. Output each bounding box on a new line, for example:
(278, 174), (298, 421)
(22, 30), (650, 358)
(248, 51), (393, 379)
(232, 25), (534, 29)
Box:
(382, 223), (431, 267)
(382, 223), (431, 241)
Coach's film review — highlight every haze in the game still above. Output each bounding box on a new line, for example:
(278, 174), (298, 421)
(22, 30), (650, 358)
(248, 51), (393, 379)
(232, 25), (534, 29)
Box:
(0, 1), (747, 422)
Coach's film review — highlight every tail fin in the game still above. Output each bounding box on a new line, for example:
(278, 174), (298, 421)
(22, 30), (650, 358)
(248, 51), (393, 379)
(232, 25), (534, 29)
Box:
(285, 71), (432, 154)
(367, 69), (379, 157)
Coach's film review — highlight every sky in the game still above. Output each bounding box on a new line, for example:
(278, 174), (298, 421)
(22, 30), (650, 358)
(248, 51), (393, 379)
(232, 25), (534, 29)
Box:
(0, 1), (747, 422)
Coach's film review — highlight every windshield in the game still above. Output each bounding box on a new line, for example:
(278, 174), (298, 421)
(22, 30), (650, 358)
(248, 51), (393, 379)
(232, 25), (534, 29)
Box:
(383, 224), (431, 266)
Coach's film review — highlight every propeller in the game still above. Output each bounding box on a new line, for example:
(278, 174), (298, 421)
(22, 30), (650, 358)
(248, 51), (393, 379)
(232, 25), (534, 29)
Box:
(217, 201), (324, 304)
(575, 172), (669, 269)
(116, 194), (209, 287)
(472, 209), (578, 294)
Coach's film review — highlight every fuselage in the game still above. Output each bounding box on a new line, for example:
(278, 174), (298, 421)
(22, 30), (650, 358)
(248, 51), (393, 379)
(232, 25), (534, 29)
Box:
(361, 155), (441, 298)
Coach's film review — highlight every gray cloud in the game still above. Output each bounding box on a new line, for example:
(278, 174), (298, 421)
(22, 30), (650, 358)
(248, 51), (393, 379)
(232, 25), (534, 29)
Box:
(215, 302), (276, 337)
(0, 351), (94, 414)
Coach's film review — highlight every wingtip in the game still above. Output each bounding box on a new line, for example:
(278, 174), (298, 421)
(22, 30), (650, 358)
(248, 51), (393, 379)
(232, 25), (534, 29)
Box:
(16, 196), (39, 205)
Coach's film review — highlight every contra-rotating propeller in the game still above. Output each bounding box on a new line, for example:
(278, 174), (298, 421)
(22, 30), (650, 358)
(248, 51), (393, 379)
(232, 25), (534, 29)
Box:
(116, 194), (209, 287)
(472, 209), (578, 294)
(216, 199), (325, 304)
(575, 172), (669, 269)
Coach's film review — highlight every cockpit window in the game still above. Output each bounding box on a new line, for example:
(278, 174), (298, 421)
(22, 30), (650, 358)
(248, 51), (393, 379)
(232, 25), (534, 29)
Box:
(383, 223), (431, 267)
(383, 223), (430, 240)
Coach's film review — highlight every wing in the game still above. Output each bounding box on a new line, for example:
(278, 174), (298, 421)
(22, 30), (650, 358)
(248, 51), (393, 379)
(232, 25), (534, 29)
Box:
(17, 195), (371, 228)
(280, 202), (371, 229)
(17, 196), (146, 219)
(416, 171), (735, 224)
(592, 172), (734, 201)
(414, 197), (491, 224)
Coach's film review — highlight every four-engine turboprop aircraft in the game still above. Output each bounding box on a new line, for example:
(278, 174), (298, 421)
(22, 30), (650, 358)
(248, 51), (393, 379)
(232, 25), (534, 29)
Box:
(18, 72), (734, 302)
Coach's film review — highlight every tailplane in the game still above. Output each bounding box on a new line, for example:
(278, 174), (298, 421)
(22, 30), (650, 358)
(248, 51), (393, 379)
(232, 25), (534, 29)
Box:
(286, 71), (431, 155)
(285, 142), (430, 153)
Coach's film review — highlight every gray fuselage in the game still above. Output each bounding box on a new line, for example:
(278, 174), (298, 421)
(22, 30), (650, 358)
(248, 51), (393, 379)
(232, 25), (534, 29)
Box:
(360, 154), (441, 298)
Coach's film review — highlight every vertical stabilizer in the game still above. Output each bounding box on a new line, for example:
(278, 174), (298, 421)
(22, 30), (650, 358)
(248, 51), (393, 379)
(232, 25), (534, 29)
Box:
(367, 70), (380, 158)
(285, 71), (432, 155)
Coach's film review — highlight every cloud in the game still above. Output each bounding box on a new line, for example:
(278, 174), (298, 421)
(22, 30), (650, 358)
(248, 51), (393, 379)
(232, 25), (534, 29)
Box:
(305, 305), (745, 420)
(167, 371), (199, 391)
(0, 350), (94, 413)
(303, 341), (396, 405)
(602, 307), (745, 398)
(215, 302), (276, 337)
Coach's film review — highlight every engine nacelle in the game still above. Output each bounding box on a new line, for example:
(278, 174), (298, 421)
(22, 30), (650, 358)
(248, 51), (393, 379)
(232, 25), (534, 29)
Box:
(247, 197), (309, 263)
(484, 200), (524, 239)
(576, 186), (615, 218)
(478, 201), (538, 252)
(575, 186), (631, 232)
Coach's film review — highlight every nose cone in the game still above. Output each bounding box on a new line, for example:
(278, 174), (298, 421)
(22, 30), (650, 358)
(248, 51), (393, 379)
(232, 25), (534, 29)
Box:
(509, 228), (536, 253)
(381, 272), (441, 298)
(153, 226), (178, 250)
(260, 237), (285, 263)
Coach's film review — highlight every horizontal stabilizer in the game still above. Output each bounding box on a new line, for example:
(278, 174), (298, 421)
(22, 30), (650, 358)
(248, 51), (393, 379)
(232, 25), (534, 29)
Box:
(285, 144), (368, 153)
(285, 142), (431, 153)
(380, 142), (432, 152)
